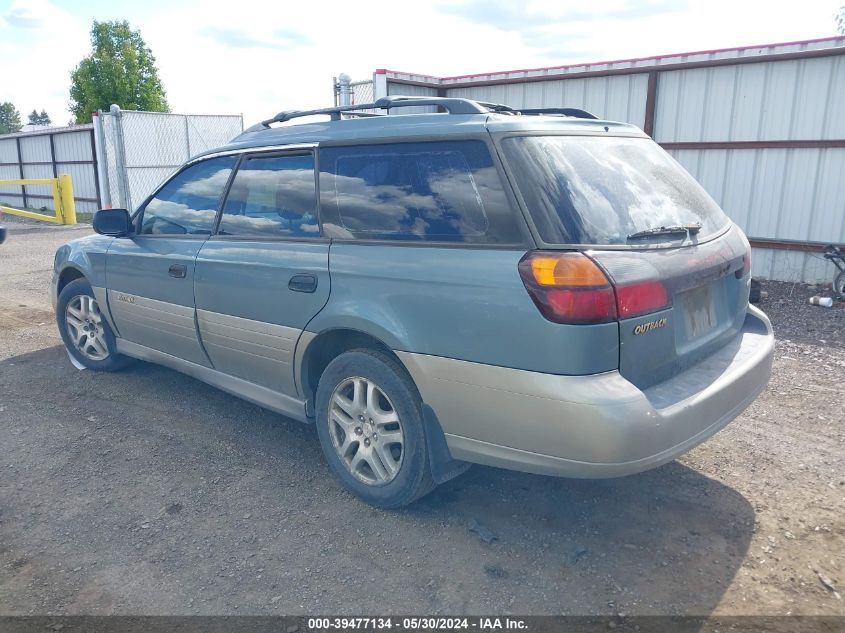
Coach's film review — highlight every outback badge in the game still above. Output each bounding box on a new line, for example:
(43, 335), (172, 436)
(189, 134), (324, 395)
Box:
(633, 317), (667, 335)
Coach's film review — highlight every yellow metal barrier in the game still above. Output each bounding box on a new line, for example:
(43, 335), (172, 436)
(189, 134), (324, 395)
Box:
(0, 175), (77, 224)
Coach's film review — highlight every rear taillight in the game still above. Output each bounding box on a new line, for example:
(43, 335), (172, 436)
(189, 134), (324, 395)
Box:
(518, 252), (617, 324)
(615, 280), (670, 319)
(519, 251), (671, 324)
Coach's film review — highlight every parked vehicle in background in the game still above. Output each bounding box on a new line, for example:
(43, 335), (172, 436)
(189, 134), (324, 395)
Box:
(51, 96), (775, 507)
(0, 225), (6, 244)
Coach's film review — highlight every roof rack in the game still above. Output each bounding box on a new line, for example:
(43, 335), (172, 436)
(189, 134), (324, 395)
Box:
(375, 95), (493, 114)
(464, 103), (598, 119)
(245, 96), (598, 132)
(517, 107), (598, 119)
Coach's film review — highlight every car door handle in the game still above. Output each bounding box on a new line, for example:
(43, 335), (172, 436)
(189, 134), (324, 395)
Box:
(168, 263), (187, 279)
(288, 273), (317, 293)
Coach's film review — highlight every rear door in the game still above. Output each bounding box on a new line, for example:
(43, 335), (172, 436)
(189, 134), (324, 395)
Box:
(193, 150), (329, 396)
(106, 155), (238, 366)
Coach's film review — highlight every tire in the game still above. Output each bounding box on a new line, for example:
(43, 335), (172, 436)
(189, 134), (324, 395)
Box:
(56, 278), (130, 372)
(835, 271), (845, 300)
(749, 278), (762, 304)
(315, 348), (435, 508)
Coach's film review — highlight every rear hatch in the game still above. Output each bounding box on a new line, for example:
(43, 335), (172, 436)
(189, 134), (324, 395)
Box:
(590, 229), (749, 388)
(501, 134), (751, 389)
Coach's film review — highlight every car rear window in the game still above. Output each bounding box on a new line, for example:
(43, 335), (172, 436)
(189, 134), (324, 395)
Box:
(318, 140), (524, 244)
(502, 136), (729, 246)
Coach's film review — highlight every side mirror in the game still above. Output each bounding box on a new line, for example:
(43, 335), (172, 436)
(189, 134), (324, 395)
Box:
(93, 209), (134, 237)
(0, 225), (6, 244)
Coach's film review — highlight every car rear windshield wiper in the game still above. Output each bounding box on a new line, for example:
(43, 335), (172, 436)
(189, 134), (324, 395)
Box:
(627, 223), (702, 240)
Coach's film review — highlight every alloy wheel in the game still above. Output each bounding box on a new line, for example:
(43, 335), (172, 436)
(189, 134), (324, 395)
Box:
(328, 376), (405, 485)
(65, 295), (109, 361)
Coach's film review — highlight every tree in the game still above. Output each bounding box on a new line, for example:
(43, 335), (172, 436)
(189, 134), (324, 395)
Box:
(0, 102), (22, 134)
(838, 6), (845, 34)
(27, 109), (52, 126)
(69, 20), (169, 123)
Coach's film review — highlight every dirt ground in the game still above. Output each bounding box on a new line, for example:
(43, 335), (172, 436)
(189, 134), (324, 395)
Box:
(0, 219), (842, 616)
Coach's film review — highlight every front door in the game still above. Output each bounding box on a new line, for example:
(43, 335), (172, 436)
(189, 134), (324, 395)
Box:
(194, 151), (330, 396)
(106, 155), (239, 367)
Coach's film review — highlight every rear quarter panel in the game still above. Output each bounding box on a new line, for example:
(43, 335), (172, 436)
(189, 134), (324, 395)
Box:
(310, 243), (619, 375)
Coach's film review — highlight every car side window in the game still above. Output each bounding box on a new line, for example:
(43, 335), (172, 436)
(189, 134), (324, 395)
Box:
(318, 140), (523, 244)
(218, 154), (318, 238)
(138, 156), (237, 236)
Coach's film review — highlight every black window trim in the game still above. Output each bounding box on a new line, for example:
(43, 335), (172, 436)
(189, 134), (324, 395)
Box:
(315, 135), (533, 249)
(208, 147), (327, 243)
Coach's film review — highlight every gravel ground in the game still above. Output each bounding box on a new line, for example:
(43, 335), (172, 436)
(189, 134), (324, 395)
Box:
(0, 219), (843, 616)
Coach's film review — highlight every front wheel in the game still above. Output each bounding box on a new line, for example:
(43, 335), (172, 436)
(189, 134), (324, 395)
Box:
(315, 349), (435, 508)
(56, 278), (130, 371)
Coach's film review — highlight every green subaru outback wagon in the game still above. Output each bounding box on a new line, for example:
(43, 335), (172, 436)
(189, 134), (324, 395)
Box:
(52, 96), (774, 507)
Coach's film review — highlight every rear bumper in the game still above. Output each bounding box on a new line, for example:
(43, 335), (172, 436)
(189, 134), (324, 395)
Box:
(397, 305), (774, 478)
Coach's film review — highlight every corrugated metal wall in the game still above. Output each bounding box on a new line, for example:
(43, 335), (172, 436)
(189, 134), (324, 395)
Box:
(386, 81), (439, 113)
(652, 53), (845, 282)
(0, 126), (99, 215)
(653, 56), (845, 142)
(448, 74), (650, 128)
(380, 38), (845, 283)
(670, 147), (845, 282)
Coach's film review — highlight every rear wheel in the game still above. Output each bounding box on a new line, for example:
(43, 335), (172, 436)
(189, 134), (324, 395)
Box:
(57, 278), (130, 371)
(315, 349), (435, 508)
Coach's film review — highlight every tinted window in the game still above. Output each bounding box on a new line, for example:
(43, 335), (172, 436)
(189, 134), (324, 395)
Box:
(219, 154), (318, 238)
(319, 140), (523, 243)
(502, 136), (729, 245)
(139, 156), (237, 235)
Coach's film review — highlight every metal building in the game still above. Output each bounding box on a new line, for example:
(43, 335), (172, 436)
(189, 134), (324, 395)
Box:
(355, 36), (845, 284)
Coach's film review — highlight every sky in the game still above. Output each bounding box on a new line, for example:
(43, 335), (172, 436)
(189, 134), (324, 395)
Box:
(1, 0), (843, 127)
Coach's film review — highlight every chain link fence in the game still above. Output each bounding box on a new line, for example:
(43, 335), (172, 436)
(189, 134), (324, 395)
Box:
(333, 77), (375, 107)
(95, 108), (243, 210)
(350, 80), (374, 105)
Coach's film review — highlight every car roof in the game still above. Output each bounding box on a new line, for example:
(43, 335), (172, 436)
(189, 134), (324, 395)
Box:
(194, 105), (647, 161)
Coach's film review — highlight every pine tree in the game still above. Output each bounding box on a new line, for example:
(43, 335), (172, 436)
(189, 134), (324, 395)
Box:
(0, 102), (22, 134)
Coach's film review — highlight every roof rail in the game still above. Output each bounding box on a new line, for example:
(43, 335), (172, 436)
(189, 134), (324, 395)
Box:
(245, 96), (598, 132)
(517, 107), (598, 119)
(248, 96), (489, 131)
(374, 95), (490, 114)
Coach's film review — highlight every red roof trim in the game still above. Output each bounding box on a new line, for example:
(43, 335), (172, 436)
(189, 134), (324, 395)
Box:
(381, 35), (845, 84)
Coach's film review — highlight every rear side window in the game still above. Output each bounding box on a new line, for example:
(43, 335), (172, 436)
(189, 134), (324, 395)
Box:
(502, 136), (730, 246)
(139, 156), (237, 235)
(319, 140), (523, 244)
(219, 154), (318, 238)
